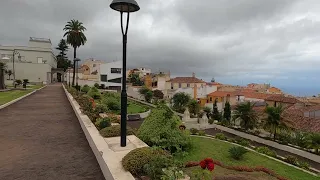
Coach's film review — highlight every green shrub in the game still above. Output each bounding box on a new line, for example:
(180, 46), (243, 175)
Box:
(227, 138), (237, 143)
(256, 146), (277, 157)
(284, 155), (298, 165)
(94, 118), (111, 130)
(99, 125), (135, 137)
(88, 87), (101, 99)
(208, 119), (214, 124)
(298, 161), (310, 169)
(103, 97), (121, 111)
(122, 147), (168, 175)
(23, 79), (29, 84)
(143, 152), (173, 179)
(138, 105), (191, 153)
(94, 83), (100, 88)
(198, 130), (206, 136)
(237, 138), (250, 147)
(190, 128), (199, 135)
(94, 104), (109, 114)
(229, 146), (248, 160)
(15, 79), (22, 85)
(77, 95), (94, 113)
(161, 167), (185, 180)
(215, 133), (227, 140)
(81, 85), (90, 93)
(292, 131), (308, 148)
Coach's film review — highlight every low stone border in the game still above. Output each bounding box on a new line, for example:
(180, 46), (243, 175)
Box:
(129, 109), (151, 119)
(192, 135), (319, 177)
(63, 85), (148, 180)
(0, 86), (47, 110)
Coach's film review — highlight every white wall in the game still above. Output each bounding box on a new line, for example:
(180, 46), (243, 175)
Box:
(173, 85), (217, 99)
(99, 61), (122, 88)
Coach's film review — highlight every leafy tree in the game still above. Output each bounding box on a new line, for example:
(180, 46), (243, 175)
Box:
(153, 89), (164, 99)
(223, 101), (231, 121)
(212, 99), (220, 120)
(264, 105), (288, 140)
(56, 39), (71, 71)
(233, 101), (258, 130)
(63, 19), (87, 86)
(203, 106), (211, 119)
(0, 62), (6, 89)
(172, 92), (190, 113)
(145, 90), (153, 103)
(188, 99), (200, 116)
(307, 133), (320, 153)
(128, 73), (143, 86)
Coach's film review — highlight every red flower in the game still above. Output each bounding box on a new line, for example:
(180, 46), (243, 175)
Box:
(207, 163), (215, 171)
(204, 158), (213, 164)
(199, 160), (206, 169)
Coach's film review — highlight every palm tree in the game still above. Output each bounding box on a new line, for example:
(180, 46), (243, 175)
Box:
(233, 101), (258, 130)
(63, 19), (87, 86)
(264, 105), (288, 140)
(307, 133), (320, 154)
(0, 62), (7, 89)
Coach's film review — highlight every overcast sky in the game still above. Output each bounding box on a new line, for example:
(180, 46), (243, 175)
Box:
(1, 0), (320, 95)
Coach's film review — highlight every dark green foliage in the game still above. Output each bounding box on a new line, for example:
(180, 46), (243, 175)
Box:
(198, 130), (206, 136)
(99, 125), (135, 137)
(138, 106), (191, 153)
(215, 133), (227, 140)
(94, 104), (109, 113)
(264, 105), (287, 140)
(94, 118), (111, 130)
(298, 161), (310, 169)
(223, 101), (231, 121)
(88, 87), (101, 99)
(81, 84), (90, 93)
(278, 131), (292, 145)
(139, 86), (153, 103)
(237, 138), (250, 147)
(143, 152), (173, 179)
(23, 79), (29, 84)
(292, 131), (308, 148)
(122, 147), (168, 175)
(233, 101), (258, 130)
(284, 155), (298, 165)
(153, 89), (164, 99)
(172, 92), (190, 113)
(55, 39), (70, 71)
(229, 146), (248, 160)
(15, 79), (22, 85)
(190, 128), (199, 135)
(103, 97), (120, 111)
(307, 133), (320, 153)
(203, 106), (211, 119)
(94, 83), (99, 88)
(255, 146), (277, 157)
(208, 118), (214, 124)
(188, 99), (200, 116)
(129, 73), (143, 86)
(212, 99), (220, 120)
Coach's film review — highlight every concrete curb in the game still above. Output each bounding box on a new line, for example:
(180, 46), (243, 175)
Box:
(62, 85), (138, 180)
(0, 86), (47, 110)
(192, 135), (319, 177)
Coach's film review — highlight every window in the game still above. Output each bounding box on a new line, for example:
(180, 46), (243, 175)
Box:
(171, 83), (173, 89)
(111, 68), (121, 74)
(37, 57), (43, 63)
(187, 83), (190, 87)
(179, 83), (181, 88)
(210, 97), (212, 101)
(101, 75), (108, 82)
(108, 78), (121, 83)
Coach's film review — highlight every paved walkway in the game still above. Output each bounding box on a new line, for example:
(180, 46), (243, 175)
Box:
(0, 84), (106, 180)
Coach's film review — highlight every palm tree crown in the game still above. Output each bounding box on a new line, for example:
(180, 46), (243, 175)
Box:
(233, 101), (258, 130)
(264, 105), (288, 140)
(63, 19), (87, 48)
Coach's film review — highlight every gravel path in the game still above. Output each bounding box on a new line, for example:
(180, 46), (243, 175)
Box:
(0, 84), (106, 180)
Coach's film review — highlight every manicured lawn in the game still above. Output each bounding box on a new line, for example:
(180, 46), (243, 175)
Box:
(0, 90), (33, 105)
(127, 101), (149, 114)
(175, 136), (319, 180)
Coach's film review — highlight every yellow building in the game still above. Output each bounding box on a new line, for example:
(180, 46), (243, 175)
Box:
(165, 73), (206, 90)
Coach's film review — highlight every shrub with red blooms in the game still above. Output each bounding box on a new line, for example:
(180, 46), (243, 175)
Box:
(199, 160), (207, 169)
(199, 158), (215, 171)
(207, 163), (215, 171)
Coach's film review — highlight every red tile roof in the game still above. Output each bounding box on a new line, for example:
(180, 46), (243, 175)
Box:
(265, 95), (300, 104)
(167, 77), (206, 83)
(206, 82), (223, 86)
(208, 91), (234, 97)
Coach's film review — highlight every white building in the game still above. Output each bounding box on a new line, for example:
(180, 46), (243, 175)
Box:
(172, 85), (217, 99)
(99, 61), (122, 90)
(0, 37), (57, 84)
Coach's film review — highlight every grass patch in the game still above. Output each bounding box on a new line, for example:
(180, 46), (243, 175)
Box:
(175, 136), (318, 180)
(0, 90), (33, 105)
(127, 101), (149, 114)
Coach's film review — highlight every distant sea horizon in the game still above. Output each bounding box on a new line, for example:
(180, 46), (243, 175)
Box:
(279, 86), (320, 97)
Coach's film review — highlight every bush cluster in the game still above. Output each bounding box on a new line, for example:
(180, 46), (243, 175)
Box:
(229, 146), (248, 160)
(190, 128), (199, 135)
(255, 146), (277, 157)
(215, 133), (227, 140)
(81, 85), (90, 93)
(94, 118), (111, 130)
(138, 105), (191, 153)
(88, 87), (101, 99)
(99, 125), (135, 138)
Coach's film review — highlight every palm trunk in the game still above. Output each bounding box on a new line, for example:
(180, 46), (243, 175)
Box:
(273, 127), (277, 141)
(0, 69), (5, 89)
(72, 47), (76, 86)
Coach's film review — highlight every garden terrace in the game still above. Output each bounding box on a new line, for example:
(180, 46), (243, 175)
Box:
(177, 136), (319, 180)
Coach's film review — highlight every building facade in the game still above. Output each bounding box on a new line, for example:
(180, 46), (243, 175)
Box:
(99, 61), (122, 90)
(0, 37), (57, 84)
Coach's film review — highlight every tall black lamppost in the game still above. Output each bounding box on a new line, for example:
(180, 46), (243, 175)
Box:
(12, 50), (21, 85)
(110, 0), (140, 147)
(74, 58), (81, 91)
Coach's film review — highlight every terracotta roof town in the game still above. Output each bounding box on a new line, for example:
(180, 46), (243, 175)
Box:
(167, 77), (206, 83)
